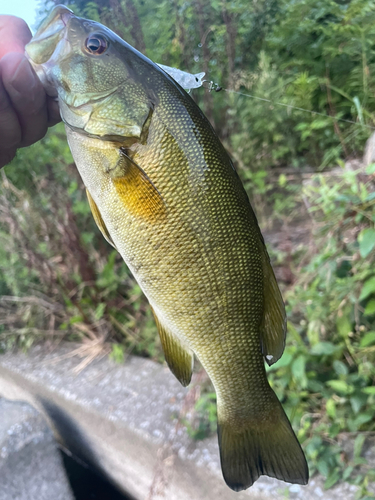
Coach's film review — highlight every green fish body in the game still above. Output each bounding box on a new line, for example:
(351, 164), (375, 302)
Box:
(26, 6), (308, 490)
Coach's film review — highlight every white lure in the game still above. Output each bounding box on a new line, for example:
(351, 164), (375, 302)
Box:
(156, 64), (205, 90)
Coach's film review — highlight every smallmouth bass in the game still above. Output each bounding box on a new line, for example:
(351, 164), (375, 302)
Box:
(26, 5), (308, 491)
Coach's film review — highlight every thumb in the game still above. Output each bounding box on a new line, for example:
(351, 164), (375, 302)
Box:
(0, 16), (32, 59)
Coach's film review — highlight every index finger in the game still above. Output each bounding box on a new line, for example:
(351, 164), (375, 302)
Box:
(0, 16), (32, 58)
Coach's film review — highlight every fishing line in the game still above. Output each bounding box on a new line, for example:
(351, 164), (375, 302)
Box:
(203, 81), (375, 131)
(158, 65), (375, 131)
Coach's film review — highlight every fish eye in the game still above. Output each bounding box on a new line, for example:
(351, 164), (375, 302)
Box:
(85, 34), (108, 55)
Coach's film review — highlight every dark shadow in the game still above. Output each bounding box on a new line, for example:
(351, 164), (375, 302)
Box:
(38, 397), (135, 500)
(39, 397), (100, 470)
(60, 449), (132, 500)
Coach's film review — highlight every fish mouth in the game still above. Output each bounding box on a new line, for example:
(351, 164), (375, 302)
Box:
(25, 6), (74, 65)
(25, 6), (75, 98)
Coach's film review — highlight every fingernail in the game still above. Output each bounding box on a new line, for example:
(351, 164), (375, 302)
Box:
(10, 57), (37, 94)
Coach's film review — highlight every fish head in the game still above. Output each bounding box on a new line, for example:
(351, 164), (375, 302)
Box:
(26, 5), (153, 143)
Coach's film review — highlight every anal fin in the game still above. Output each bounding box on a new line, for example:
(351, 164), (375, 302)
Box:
(259, 246), (287, 366)
(151, 308), (193, 387)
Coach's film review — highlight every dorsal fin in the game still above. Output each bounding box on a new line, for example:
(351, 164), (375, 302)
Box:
(259, 245), (287, 366)
(151, 308), (193, 387)
(86, 188), (117, 250)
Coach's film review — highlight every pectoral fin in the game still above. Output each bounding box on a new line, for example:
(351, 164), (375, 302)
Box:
(259, 247), (287, 366)
(86, 188), (117, 249)
(151, 308), (193, 387)
(110, 149), (166, 222)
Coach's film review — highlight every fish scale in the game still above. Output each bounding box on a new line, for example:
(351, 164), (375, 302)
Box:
(26, 5), (308, 491)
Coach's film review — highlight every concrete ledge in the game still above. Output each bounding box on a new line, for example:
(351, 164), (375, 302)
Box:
(0, 344), (370, 499)
(0, 397), (74, 500)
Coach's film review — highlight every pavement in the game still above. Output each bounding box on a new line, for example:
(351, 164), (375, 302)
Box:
(0, 397), (74, 500)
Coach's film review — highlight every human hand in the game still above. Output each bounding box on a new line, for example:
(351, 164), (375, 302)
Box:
(0, 15), (61, 168)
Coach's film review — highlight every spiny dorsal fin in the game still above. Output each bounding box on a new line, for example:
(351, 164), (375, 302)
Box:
(86, 188), (117, 250)
(259, 245), (287, 366)
(151, 307), (193, 387)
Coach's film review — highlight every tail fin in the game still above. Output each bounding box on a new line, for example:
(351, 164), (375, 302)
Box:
(218, 401), (308, 491)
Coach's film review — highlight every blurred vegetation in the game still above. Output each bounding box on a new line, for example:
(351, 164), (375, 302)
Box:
(1, 0), (375, 494)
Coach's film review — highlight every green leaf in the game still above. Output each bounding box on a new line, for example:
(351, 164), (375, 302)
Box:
(333, 360), (348, 376)
(94, 303), (106, 320)
(109, 344), (125, 364)
(326, 398), (336, 418)
(342, 466), (354, 481)
(366, 192), (375, 202)
(328, 423), (341, 438)
(317, 458), (330, 477)
(362, 386), (375, 394)
(278, 173), (287, 187)
(358, 228), (375, 258)
(324, 469), (340, 489)
(292, 355), (307, 387)
(360, 331), (375, 347)
(364, 300), (375, 316)
(350, 394), (367, 414)
(81, 232), (94, 245)
(351, 413), (373, 429)
(308, 380), (325, 392)
(72, 200), (91, 216)
(67, 180), (78, 195)
(69, 315), (84, 325)
(311, 119), (330, 129)
(360, 277), (375, 301)
(354, 434), (366, 459)
(366, 163), (375, 175)
(353, 96), (363, 124)
(336, 310), (352, 338)
(311, 342), (340, 355)
(326, 380), (353, 394)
